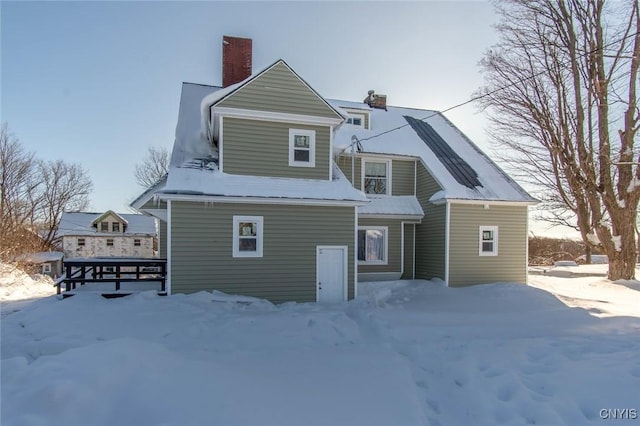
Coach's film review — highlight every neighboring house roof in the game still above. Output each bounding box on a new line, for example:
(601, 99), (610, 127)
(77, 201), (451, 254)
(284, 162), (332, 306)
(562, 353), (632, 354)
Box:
(358, 196), (424, 218)
(91, 210), (129, 226)
(152, 79), (367, 204)
(56, 212), (157, 238)
(15, 251), (64, 263)
(331, 100), (537, 204)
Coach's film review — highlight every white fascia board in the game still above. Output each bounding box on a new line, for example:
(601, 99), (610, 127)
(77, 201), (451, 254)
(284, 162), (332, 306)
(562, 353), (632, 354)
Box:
(139, 209), (167, 222)
(157, 193), (368, 207)
(214, 107), (344, 127)
(433, 198), (539, 207)
(354, 152), (420, 161)
(358, 213), (422, 222)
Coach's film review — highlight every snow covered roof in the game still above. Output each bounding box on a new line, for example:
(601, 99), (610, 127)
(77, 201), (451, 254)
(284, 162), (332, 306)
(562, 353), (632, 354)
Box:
(161, 164), (367, 203)
(358, 196), (424, 218)
(331, 100), (537, 204)
(171, 83), (221, 169)
(14, 251), (64, 263)
(327, 99), (372, 111)
(56, 212), (157, 238)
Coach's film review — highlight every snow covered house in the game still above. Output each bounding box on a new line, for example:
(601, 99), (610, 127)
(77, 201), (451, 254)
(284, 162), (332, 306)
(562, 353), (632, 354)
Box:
(56, 211), (157, 259)
(132, 36), (536, 303)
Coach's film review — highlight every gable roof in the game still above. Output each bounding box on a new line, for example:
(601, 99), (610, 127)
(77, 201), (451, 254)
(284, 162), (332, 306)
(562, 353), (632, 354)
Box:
(200, 59), (348, 130)
(331, 100), (537, 204)
(91, 210), (128, 226)
(56, 212), (157, 238)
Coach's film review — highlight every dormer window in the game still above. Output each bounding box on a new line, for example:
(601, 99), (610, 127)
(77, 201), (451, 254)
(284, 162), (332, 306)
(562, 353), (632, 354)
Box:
(112, 222), (120, 232)
(100, 222), (108, 232)
(346, 113), (366, 129)
(289, 129), (316, 167)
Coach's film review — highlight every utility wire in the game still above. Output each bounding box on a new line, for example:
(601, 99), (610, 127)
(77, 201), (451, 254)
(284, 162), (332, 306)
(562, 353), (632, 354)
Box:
(355, 30), (639, 144)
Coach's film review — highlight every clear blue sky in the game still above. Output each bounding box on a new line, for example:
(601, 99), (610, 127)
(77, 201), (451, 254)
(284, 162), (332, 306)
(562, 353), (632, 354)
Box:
(2, 1), (569, 236)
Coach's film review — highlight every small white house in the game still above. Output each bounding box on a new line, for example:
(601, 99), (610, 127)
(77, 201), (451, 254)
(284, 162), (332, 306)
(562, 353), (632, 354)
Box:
(56, 211), (157, 259)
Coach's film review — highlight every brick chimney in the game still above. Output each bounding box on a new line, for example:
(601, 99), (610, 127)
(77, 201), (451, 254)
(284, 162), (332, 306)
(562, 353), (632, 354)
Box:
(364, 90), (387, 110)
(222, 36), (252, 88)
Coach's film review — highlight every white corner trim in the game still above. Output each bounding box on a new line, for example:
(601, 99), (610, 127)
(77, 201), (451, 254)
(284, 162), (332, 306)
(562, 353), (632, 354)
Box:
(167, 200), (172, 295)
(445, 201), (450, 287)
(219, 115), (224, 173)
(354, 207), (358, 299)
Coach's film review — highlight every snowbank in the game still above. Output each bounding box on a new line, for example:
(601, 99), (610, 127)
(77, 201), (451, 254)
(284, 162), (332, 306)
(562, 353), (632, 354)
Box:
(1, 275), (639, 425)
(0, 263), (55, 302)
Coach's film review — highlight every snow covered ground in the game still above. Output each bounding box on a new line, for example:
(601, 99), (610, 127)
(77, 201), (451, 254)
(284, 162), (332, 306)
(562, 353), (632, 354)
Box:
(1, 265), (639, 425)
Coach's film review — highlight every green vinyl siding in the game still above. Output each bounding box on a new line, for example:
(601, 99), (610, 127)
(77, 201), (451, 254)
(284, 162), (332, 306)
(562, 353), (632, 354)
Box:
(222, 117), (330, 180)
(217, 62), (340, 119)
(170, 201), (355, 303)
(415, 162), (446, 280)
(358, 217), (402, 274)
(336, 155), (361, 190)
(402, 223), (415, 279)
(141, 199), (167, 210)
(391, 159), (415, 196)
(336, 155), (415, 195)
(448, 204), (528, 286)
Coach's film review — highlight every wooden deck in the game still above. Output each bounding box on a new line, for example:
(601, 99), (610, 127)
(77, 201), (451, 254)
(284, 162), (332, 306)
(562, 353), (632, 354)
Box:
(57, 258), (167, 297)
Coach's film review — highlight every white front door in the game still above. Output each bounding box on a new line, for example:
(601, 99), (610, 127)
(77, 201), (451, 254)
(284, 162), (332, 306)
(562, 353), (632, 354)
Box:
(316, 246), (347, 303)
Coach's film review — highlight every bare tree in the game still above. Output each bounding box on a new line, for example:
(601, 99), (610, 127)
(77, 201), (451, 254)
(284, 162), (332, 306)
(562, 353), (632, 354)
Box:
(37, 160), (92, 245)
(476, 0), (639, 280)
(135, 147), (169, 188)
(0, 123), (93, 261)
(0, 124), (41, 258)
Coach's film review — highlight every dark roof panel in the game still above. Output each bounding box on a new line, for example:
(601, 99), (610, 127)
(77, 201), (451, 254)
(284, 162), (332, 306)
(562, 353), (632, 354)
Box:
(404, 115), (482, 189)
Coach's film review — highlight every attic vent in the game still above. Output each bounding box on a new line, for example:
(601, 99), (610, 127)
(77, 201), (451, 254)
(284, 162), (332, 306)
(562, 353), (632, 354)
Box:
(403, 115), (482, 189)
(364, 90), (387, 110)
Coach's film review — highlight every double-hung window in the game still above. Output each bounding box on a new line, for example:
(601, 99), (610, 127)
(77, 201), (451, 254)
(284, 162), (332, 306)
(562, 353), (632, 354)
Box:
(78, 238), (85, 247)
(106, 239), (114, 247)
(363, 159), (391, 195)
(233, 216), (263, 258)
(112, 223), (120, 232)
(134, 239), (141, 247)
(289, 129), (316, 167)
(479, 226), (498, 256)
(357, 227), (388, 264)
(42, 264), (51, 274)
(100, 222), (109, 232)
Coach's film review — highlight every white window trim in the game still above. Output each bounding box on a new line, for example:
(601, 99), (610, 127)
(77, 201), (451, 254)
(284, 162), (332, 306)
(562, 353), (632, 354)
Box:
(233, 216), (264, 258)
(42, 264), (51, 274)
(479, 226), (499, 256)
(361, 158), (392, 196)
(357, 226), (388, 265)
(288, 128), (316, 167)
